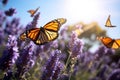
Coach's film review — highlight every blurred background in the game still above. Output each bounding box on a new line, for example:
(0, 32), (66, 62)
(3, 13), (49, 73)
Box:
(1, 0), (120, 38)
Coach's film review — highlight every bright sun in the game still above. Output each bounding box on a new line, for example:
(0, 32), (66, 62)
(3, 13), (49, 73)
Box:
(63, 0), (102, 23)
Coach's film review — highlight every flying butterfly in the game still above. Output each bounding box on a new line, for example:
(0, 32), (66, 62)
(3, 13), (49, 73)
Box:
(105, 15), (116, 27)
(97, 36), (120, 49)
(27, 7), (40, 17)
(20, 18), (67, 45)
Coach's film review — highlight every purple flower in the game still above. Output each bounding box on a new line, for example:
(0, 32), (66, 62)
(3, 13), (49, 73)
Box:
(25, 13), (40, 31)
(107, 69), (120, 80)
(11, 17), (20, 26)
(60, 26), (68, 38)
(0, 35), (19, 71)
(69, 31), (78, 47)
(3, 71), (13, 80)
(59, 74), (69, 80)
(96, 65), (108, 80)
(0, 11), (6, 27)
(4, 8), (16, 16)
(94, 46), (115, 60)
(75, 24), (83, 29)
(80, 51), (95, 68)
(0, 27), (4, 44)
(51, 40), (58, 49)
(2, 0), (8, 5)
(69, 31), (84, 58)
(25, 22), (33, 30)
(41, 50), (63, 80)
(34, 42), (53, 61)
(110, 62), (118, 69)
(74, 24), (84, 35)
(25, 12), (40, 30)
(4, 18), (20, 35)
(31, 12), (40, 28)
(15, 42), (35, 79)
(52, 62), (64, 80)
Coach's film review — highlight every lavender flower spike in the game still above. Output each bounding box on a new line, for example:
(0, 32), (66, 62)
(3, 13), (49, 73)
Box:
(0, 35), (19, 80)
(107, 69), (120, 80)
(15, 42), (35, 79)
(0, 35), (19, 71)
(4, 8), (16, 16)
(31, 12), (40, 28)
(69, 31), (84, 58)
(2, 0), (8, 5)
(41, 50), (63, 80)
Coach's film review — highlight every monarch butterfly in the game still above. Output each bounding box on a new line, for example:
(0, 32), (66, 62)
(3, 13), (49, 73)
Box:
(27, 7), (40, 17)
(20, 18), (67, 45)
(97, 36), (120, 49)
(105, 15), (116, 27)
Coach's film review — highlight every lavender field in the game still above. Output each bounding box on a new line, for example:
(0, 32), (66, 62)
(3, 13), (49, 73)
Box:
(0, 0), (120, 80)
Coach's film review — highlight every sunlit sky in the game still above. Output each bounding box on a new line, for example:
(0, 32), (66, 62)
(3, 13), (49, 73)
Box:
(1, 0), (120, 38)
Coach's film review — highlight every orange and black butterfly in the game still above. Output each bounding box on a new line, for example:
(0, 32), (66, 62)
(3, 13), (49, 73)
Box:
(27, 7), (40, 17)
(105, 15), (116, 27)
(97, 36), (120, 49)
(20, 18), (67, 45)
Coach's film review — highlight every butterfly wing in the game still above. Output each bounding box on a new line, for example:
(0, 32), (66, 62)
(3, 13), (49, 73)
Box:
(20, 32), (27, 41)
(105, 15), (116, 27)
(28, 10), (35, 16)
(26, 28), (40, 40)
(97, 37), (113, 48)
(33, 29), (58, 45)
(25, 28), (46, 45)
(113, 39), (120, 49)
(98, 37), (120, 49)
(20, 28), (48, 45)
(27, 7), (40, 17)
(20, 18), (66, 45)
(24, 27), (58, 45)
(101, 37), (113, 48)
(34, 18), (66, 44)
(44, 29), (58, 41)
(43, 18), (66, 31)
(43, 18), (66, 41)
(105, 15), (111, 27)
(27, 28), (58, 45)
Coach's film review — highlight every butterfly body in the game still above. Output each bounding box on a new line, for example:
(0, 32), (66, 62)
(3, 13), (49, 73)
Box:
(97, 37), (120, 49)
(20, 18), (66, 45)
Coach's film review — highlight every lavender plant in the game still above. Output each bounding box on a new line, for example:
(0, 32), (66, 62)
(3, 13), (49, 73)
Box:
(0, 1), (119, 80)
(107, 69), (120, 80)
(0, 35), (19, 79)
(41, 50), (63, 80)
(15, 42), (36, 79)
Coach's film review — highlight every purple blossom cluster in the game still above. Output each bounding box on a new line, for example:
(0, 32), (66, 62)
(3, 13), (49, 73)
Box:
(41, 50), (63, 80)
(4, 8), (16, 16)
(0, 35), (19, 71)
(1, 0), (8, 5)
(0, 35), (19, 79)
(69, 31), (84, 58)
(15, 42), (36, 79)
(4, 18), (20, 35)
(0, 1), (120, 80)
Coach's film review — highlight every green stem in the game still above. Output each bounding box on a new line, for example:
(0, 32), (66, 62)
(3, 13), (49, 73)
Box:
(69, 72), (72, 80)
(62, 51), (71, 74)
(65, 51), (71, 69)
